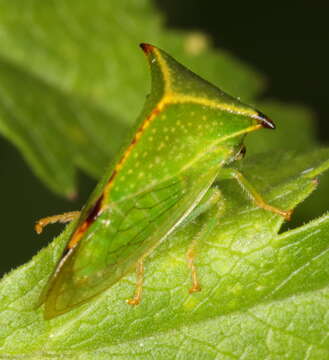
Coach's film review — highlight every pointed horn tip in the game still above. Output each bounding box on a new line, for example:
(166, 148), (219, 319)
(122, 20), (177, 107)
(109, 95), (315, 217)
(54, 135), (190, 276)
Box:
(256, 111), (276, 129)
(140, 43), (154, 54)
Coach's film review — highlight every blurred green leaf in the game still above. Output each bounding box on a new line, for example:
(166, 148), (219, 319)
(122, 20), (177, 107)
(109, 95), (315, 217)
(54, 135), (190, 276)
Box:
(0, 58), (128, 196)
(0, 1), (328, 358)
(0, 0), (264, 196)
(0, 149), (328, 359)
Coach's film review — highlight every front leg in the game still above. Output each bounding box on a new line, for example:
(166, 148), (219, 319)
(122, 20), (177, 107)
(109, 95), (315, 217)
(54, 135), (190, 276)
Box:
(35, 211), (80, 234)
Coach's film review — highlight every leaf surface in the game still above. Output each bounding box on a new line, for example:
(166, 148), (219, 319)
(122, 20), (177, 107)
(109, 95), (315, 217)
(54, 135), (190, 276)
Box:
(0, 149), (328, 359)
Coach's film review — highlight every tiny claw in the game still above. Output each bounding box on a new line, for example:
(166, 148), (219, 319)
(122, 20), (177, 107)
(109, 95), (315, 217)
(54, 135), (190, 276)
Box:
(189, 284), (201, 294)
(35, 222), (43, 234)
(126, 297), (141, 306)
(283, 209), (293, 222)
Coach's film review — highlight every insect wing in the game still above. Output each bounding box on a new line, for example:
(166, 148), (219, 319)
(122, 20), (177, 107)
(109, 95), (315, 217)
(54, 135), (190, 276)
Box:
(43, 165), (220, 318)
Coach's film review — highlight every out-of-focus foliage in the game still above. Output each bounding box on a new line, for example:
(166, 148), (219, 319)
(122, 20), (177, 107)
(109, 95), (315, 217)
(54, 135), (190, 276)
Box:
(0, 0), (263, 196)
(0, 0), (328, 359)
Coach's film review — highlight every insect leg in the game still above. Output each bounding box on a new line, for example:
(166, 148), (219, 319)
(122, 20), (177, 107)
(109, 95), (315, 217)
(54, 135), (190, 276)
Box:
(126, 188), (222, 303)
(185, 187), (224, 293)
(127, 260), (144, 305)
(35, 211), (80, 234)
(219, 168), (292, 220)
(187, 238), (201, 293)
(180, 186), (222, 227)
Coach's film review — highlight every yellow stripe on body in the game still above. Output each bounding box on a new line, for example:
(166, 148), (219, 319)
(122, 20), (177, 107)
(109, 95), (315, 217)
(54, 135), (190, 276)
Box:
(67, 45), (262, 250)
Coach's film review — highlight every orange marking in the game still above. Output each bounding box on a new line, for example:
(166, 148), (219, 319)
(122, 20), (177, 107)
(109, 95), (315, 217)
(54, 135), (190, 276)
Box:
(102, 103), (164, 200)
(68, 222), (88, 249)
(140, 43), (154, 54)
(67, 194), (104, 249)
(65, 103), (165, 252)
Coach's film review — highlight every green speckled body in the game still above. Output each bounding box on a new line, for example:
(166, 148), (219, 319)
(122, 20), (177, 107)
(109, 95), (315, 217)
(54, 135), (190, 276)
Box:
(41, 43), (271, 318)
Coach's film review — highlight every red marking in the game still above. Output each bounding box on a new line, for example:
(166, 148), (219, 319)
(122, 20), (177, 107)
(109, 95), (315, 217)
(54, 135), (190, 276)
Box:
(152, 107), (160, 117)
(140, 43), (154, 54)
(61, 50), (164, 255)
(65, 102), (164, 254)
(85, 195), (104, 224)
(113, 104), (162, 173)
(67, 194), (104, 249)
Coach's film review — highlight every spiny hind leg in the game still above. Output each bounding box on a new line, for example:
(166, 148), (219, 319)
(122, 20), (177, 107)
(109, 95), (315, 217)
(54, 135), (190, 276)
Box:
(35, 211), (80, 234)
(185, 187), (224, 293)
(127, 260), (144, 305)
(218, 168), (293, 220)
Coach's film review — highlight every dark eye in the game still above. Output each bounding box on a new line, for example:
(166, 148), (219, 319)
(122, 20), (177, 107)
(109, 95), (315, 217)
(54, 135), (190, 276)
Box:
(236, 145), (246, 160)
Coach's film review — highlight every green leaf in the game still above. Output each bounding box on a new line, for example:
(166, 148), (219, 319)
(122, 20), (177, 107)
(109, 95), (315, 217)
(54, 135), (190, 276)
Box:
(0, 0), (264, 196)
(0, 59), (129, 196)
(1, 149), (328, 359)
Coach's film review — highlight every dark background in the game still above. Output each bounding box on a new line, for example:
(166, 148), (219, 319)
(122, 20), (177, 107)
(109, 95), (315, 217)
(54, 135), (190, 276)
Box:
(1, 1), (328, 276)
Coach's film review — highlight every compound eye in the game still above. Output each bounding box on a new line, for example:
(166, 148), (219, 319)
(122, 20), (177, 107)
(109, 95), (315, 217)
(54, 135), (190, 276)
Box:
(236, 145), (246, 160)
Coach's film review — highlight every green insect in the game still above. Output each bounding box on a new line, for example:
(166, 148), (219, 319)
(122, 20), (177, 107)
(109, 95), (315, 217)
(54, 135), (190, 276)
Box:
(36, 43), (292, 319)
